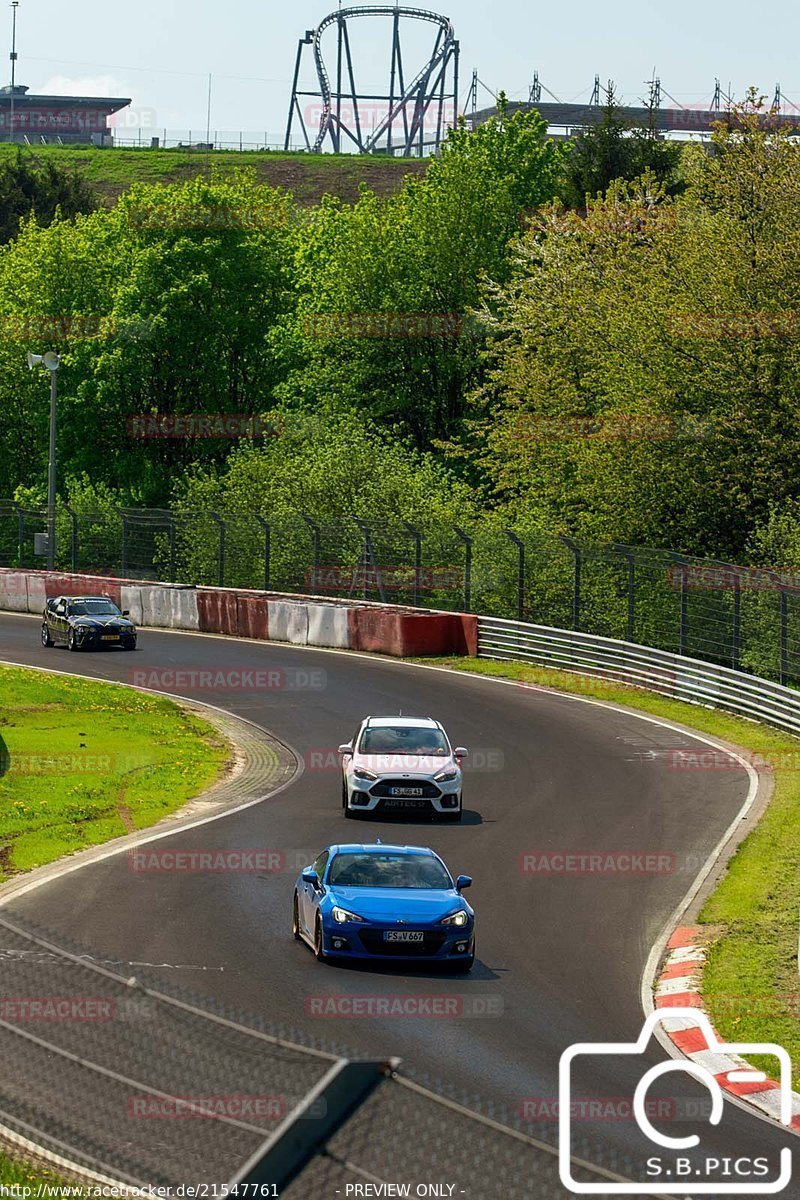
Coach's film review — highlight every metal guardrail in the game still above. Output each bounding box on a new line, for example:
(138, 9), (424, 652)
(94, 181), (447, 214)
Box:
(478, 616), (800, 738)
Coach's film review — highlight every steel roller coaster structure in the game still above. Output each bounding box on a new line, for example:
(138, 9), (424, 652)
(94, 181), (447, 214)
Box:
(284, 6), (459, 155)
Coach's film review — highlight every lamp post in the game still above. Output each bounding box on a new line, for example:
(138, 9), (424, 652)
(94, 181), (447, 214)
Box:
(27, 350), (61, 570)
(9, 1), (18, 144)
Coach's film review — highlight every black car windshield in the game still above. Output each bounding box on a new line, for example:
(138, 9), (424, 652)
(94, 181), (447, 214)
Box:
(328, 852), (452, 889)
(359, 725), (448, 755)
(67, 599), (120, 617)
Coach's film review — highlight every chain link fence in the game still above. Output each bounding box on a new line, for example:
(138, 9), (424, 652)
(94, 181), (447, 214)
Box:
(2, 503), (800, 685)
(0, 915), (662, 1194)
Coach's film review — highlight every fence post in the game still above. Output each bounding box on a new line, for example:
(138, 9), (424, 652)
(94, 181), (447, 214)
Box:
(402, 520), (422, 608)
(670, 553), (688, 655)
(352, 517), (386, 603)
(121, 513), (129, 577)
(208, 512), (226, 587)
(453, 526), (472, 612)
(17, 508), (24, 566)
(254, 516), (271, 592)
(613, 544), (635, 642)
(63, 505), (78, 572)
(168, 514), (177, 583)
(732, 569), (741, 670)
(558, 535), (581, 632)
(302, 516), (321, 586)
(505, 530), (525, 621)
(780, 588), (789, 685)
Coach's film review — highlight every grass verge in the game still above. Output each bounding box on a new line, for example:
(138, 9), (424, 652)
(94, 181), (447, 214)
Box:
(0, 1150), (76, 1191)
(0, 664), (230, 881)
(423, 656), (800, 1088)
(0, 143), (426, 206)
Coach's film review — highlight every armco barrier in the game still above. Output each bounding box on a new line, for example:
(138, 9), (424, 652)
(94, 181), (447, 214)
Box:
(478, 616), (800, 738)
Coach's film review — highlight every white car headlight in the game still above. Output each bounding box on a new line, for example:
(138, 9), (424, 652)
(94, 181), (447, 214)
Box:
(353, 767), (378, 781)
(331, 906), (365, 924)
(441, 909), (468, 927)
(434, 768), (458, 782)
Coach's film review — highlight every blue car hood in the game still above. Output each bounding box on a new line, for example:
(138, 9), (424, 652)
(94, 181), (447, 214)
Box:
(328, 887), (462, 923)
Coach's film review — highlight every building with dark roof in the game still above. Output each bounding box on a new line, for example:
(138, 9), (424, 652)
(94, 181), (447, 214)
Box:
(0, 84), (131, 144)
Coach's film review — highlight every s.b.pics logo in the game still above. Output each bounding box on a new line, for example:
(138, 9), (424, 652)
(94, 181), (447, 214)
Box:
(559, 1008), (793, 1194)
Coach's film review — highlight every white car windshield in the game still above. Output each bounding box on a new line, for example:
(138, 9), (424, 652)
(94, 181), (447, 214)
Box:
(328, 852), (451, 889)
(359, 726), (448, 755)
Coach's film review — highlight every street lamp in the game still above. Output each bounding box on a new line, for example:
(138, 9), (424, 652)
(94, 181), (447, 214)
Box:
(27, 350), (61, 571)
(9, 1), (19, 144)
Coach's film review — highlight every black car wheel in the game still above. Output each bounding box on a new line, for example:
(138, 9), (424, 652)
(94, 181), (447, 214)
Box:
(292, 894), (302, 941)
(67, 628), (79, 652)
(313, 916), (328, 962)
(123, 640), (137, 652)
(41, 623), (53, 647)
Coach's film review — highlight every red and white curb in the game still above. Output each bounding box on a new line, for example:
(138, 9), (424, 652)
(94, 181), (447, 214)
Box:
(655, 925), (800, 1134)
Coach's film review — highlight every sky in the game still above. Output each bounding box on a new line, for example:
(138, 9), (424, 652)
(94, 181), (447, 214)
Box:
(10, 0), (800, 143)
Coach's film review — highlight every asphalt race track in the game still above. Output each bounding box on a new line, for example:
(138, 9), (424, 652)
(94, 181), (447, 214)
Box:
(1, 610), (798, 1197)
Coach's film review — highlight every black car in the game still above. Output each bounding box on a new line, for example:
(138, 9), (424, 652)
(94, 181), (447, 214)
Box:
(41, 595), (137, 652)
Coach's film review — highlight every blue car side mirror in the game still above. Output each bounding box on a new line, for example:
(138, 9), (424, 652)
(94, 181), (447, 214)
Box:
(456, 875), (472, 891)
(301, 869), (319, 887)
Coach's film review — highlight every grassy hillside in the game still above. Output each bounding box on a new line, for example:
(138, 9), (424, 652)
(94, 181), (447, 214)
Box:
(0, 143), (428, 206)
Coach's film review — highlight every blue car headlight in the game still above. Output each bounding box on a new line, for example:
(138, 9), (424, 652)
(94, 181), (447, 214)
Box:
(441, 909), (469, 927)
(331, 906), (366, 924)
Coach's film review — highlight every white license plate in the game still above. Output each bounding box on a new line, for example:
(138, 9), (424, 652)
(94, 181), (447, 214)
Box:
(101, 635), (120, 641)
(390, 787), (424, 796)
(384, 930), (424, 943)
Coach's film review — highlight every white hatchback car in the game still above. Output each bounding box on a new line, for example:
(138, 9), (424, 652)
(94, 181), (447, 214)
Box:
(339, 716), (468, 822)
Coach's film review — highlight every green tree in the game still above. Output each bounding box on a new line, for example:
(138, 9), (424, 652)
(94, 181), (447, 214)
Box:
(0, 149), (98, 243)
(277, 103), (566, 448)
(560, 85), (682, 209)
(467, 102), (800, 558)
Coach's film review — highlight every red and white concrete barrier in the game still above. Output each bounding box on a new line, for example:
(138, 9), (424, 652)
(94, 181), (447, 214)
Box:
(0, 568), (477, 659)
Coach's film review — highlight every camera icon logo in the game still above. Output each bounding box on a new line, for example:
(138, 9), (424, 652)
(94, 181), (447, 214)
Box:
(559, 1006), (793, 1194)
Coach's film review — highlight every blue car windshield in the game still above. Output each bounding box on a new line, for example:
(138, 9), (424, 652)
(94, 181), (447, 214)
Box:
(68, 599), (120, 616)
(360, 726), (448, 754)
(328, 852), (451, 889)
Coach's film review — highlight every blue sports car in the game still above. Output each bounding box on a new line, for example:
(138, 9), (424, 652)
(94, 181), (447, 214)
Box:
(292, 842), (475, 971)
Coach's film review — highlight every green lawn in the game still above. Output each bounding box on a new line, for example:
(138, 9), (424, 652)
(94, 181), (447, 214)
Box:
(424, 656), (800, 1087)
(0, 664), (230, 880)
(0, 143), (425, 206)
